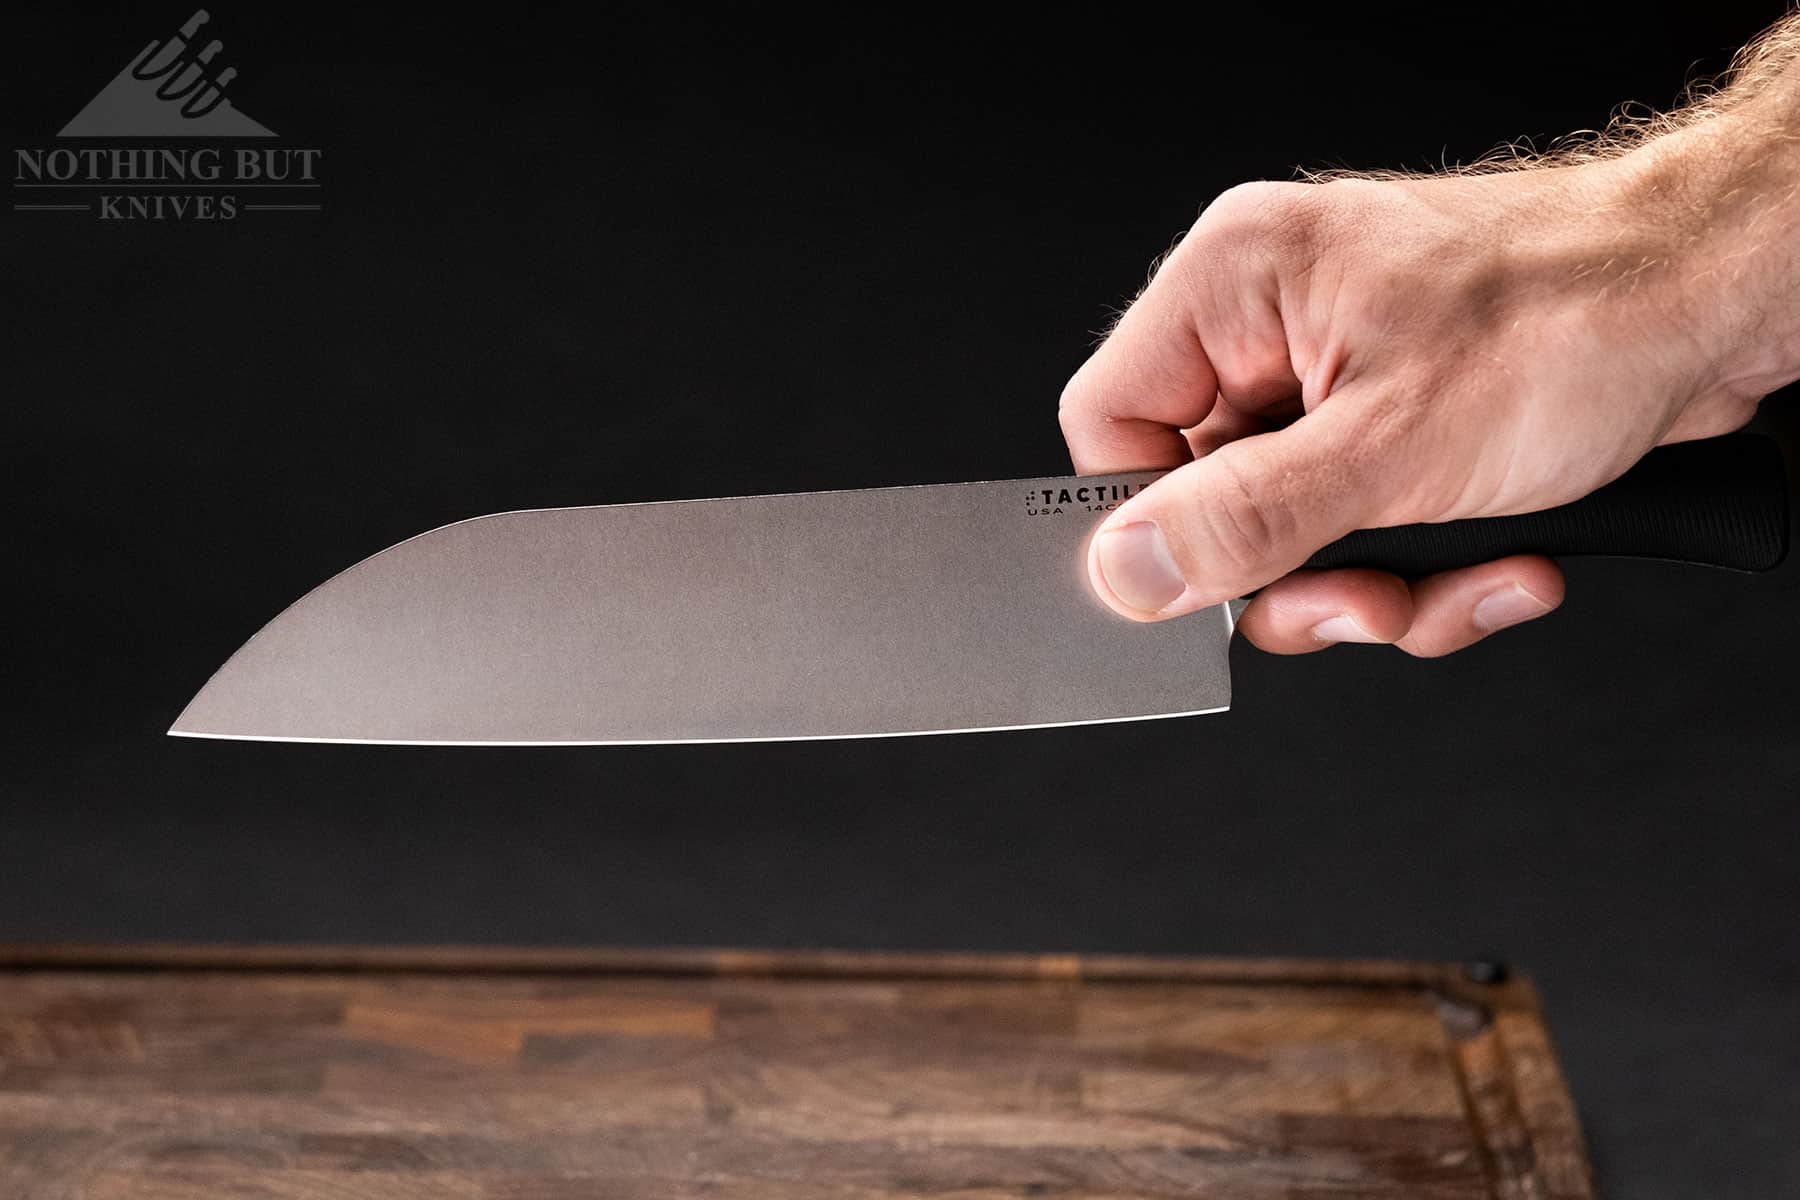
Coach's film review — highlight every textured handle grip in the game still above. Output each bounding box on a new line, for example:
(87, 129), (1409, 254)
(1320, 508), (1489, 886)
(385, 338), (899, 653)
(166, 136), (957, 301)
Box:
(1303, 435), (1789, 575)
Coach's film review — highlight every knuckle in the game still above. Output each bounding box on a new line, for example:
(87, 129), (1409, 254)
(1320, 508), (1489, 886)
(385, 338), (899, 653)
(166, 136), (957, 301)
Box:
(1056, 387), (1097, 463)
(1201, 180), (1311, 227)
(1056, 379), (1085, 427)
(1057, 362), (1104, 426)
(1197, 177), (1386, 266)
(1194, 181), (1324, 263)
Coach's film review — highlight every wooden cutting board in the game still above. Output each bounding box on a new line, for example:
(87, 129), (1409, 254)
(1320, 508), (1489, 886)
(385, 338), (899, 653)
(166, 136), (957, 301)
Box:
(0, 945), (1593, 1199)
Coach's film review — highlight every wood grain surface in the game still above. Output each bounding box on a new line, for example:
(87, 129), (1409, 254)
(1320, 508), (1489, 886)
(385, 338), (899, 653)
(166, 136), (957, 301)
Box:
(0, 945), (1595, 1199)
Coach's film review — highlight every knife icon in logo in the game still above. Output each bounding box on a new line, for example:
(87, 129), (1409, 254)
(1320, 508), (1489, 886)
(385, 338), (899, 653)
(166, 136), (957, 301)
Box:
(61, 9), (275, 137)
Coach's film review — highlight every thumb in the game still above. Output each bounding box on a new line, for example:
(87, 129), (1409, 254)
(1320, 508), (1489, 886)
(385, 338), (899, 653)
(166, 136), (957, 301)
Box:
(1086, 396), (1403, 619)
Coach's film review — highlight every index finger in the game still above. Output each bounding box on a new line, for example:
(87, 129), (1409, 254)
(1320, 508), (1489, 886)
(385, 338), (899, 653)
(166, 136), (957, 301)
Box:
(1056, 244), (1219, 474)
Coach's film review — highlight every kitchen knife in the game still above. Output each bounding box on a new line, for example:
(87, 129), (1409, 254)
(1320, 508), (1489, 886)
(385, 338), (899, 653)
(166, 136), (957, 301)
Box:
(169, 434), (1787, 745)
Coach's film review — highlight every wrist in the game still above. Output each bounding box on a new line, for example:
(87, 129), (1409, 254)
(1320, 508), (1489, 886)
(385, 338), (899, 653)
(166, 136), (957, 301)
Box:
(1609, 95), (1800, 399)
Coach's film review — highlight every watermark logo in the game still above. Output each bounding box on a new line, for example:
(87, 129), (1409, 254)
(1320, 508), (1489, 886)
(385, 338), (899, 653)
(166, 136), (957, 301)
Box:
(13, 10), (323, 220)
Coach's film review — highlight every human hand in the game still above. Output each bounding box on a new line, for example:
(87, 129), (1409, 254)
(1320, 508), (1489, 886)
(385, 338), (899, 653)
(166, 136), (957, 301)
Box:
(1060, 91), (1800, 655)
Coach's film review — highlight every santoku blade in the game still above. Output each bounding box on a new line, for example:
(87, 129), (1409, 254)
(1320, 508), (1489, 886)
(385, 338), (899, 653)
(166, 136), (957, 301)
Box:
(169, 472), (1235, 745)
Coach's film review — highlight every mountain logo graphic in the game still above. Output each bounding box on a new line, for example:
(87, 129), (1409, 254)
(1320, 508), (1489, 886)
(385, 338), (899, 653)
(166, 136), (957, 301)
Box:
(60, 9), (274, 138)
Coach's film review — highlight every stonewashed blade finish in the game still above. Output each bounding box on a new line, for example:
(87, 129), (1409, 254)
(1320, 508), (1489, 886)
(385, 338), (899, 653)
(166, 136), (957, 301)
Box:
(169, 472), (1236, 744)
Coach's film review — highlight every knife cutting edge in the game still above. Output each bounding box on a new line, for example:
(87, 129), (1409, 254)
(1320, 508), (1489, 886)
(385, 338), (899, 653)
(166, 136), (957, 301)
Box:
(169, 435), (1787, 746)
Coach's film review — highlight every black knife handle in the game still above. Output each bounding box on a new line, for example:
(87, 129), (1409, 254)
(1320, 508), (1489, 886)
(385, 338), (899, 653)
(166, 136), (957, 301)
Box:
(1302, 434), (1789, 575)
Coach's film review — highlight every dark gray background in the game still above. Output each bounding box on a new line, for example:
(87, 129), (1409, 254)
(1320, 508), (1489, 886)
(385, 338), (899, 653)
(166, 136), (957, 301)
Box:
(7, 3), (1798, 1194)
